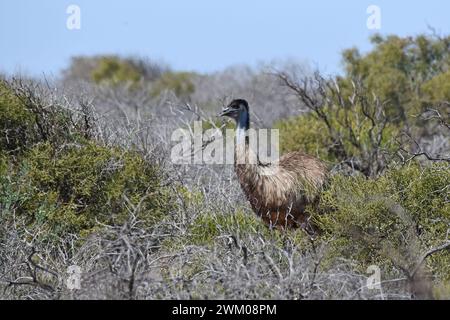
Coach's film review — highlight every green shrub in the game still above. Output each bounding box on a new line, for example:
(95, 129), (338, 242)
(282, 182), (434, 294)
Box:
(274, 104), (400, 175)
(64, 55), (168, 84)
(163, 206), (312, 252)
(341, 34), (450, 120)
(1, 141), (174, 241)
(275, 112), (331, 161)
(151, 72), (196, 98)
(188, 210), (266, 246)
(0, 79), (173, 247)
(0, 152), (7, 176)
(0, 80), (93, 155)
(421, 70), (450, 103)
(0, 81), (37, 152)
(315, 163), (450, 281)
(91, 56), (142, 86)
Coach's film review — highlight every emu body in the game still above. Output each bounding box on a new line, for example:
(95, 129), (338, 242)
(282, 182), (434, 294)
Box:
(220, 99), (328, 230)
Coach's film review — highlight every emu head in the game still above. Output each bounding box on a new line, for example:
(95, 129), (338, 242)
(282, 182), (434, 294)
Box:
(218, 99), (249, 121)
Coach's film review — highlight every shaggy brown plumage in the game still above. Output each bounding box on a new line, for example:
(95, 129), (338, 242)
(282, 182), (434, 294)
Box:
(220, 99), (328, 231)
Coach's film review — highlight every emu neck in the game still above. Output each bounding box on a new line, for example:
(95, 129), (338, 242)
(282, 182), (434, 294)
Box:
(234, 111), (258, 170)
(236, 111), (249, 146)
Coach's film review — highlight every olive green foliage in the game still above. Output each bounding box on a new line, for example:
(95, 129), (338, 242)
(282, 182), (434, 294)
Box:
(0, 80), (173, 242)
(421, 70), (450, 102)
(275, 33), (450, 176)
(276, 109), (395, 167)
(0, 81), (37, 152)
(151, 71), (196, 98)
(63, 55), (168, 85)
(65, 55), (196, 98)
(341, 34), (450, 120)
(187, 210), (268, 246)
(315, 163), (450, 281)
(3, 142), (170, 240)
(91, 56), (142, 86)
(275, 79), (399, 176)
(0, 80), (92, 155)
(79, 56), (197, 97)
(275, 106), (399, 162)
(274, 113), (327, 159)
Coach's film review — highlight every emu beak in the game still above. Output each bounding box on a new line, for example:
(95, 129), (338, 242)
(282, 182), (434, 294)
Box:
(218, 107), (231, 117)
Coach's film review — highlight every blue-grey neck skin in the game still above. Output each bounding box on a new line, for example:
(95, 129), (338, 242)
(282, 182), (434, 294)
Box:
(236, 110), (249, 145)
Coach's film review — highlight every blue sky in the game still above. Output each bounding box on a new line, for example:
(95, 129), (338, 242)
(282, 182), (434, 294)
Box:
(1, 0), (449, 77)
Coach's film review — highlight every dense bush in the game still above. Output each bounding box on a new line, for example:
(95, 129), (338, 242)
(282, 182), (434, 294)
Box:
(421, 70), (450, 103)
(341, 34), (450, 121)
(275, 74), (401, 176)
(151, 71), (196, 99)
(275, 34), (450, 176)
(275, 106), (399, 168)
(1, 141), (172, 241)
(0, 81), (37, 153)
(0, 79), (93, 155)
(0, 80), (174, 243)
(315, 164), (450, 284)
(63, 55), (168, 85)
(91, 56), (142, 86)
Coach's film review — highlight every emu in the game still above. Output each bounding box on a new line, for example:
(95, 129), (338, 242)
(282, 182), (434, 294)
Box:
(219, 99), (328, 232)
